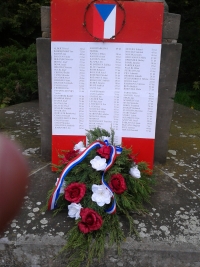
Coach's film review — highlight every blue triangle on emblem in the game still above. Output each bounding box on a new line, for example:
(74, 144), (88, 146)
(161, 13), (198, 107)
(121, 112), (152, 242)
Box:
(95, 4), (116, 22)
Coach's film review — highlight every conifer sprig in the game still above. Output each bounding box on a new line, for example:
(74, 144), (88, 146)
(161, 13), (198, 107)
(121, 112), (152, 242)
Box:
(46, 128), (155, 267)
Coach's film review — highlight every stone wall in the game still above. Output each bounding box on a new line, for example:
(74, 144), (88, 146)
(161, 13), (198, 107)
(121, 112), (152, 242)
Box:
(36, 0), (182, 163)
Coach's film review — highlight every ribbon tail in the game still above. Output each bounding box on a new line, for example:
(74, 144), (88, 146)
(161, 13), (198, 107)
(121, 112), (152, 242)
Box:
(48, 141), (103, 210)
(102, 145), (117, 214)
(105, 197), (116, 214)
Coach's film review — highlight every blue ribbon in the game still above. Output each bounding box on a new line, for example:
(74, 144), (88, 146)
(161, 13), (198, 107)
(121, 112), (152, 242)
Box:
(48, 140), (123, 214)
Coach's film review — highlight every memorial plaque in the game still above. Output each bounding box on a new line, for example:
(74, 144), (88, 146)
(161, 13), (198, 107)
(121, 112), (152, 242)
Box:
(51, 0), (164, 169)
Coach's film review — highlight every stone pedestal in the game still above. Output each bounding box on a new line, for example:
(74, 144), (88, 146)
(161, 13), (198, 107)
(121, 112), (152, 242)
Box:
(36, 2), (182, 163)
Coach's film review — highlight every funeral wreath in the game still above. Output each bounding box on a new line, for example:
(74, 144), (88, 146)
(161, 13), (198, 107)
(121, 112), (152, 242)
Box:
(46, 128), (155, 267)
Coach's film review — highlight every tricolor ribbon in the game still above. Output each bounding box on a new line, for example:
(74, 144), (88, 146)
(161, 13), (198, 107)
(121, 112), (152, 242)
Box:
(102, 144), (117, 214)
(48, 140), (122, 214)
(48, 141), (104, 210)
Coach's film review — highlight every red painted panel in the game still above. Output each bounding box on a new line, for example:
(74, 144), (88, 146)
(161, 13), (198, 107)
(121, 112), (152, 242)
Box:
(92, 4), (104, 39)
(51, 0), (164, 170)
(52, 135), (154, 169)
(52, 135), (86, 167)
(122, 138), (155, 169)
(51, 0), (164, 44)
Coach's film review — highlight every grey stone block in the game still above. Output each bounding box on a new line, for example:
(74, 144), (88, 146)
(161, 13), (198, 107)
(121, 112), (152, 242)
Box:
(42, 31), (51, 38)
(41, 6), (51, 33)
(36, 38), (52, 161)
(159, 43), (182, 99)
(162, 39), (178, 43)
(154, 43), (182, 163)
(155, 98), (174, 163)
(163, 12), (181, 40)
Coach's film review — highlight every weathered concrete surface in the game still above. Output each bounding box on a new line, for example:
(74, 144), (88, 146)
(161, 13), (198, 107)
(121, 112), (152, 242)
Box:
(0, 101), (200, 266)
(41, 6), (51, 38)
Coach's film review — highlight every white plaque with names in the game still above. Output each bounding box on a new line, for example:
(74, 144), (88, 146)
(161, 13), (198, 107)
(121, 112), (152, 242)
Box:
(52, 41), (161, 145)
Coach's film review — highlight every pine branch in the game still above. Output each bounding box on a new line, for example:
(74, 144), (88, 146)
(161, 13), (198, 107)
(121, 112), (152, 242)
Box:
(46, 127), (156, 267)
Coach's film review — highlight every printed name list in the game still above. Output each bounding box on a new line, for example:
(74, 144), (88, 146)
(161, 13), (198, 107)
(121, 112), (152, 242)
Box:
(51, 42), (161, 144)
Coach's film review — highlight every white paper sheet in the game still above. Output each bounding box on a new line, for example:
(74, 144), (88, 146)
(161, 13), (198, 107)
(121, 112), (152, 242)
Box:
(51, 42), (161, 145)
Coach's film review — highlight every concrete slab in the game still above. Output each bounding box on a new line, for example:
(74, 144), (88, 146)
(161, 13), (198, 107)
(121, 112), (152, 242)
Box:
(0, 101), (199, 266)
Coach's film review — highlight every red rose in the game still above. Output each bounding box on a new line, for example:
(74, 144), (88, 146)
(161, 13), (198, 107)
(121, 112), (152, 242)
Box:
(62, 150), (78, 164)
(109, 174), (127, 194)
(97, 145), (111, 159)
(64, 182), (86, 203)
(78, 208), (103, 234)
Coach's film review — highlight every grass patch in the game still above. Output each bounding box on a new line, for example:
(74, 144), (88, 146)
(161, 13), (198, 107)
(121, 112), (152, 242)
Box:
(174, 84), (200, 111)
(0, 44), (38, 108)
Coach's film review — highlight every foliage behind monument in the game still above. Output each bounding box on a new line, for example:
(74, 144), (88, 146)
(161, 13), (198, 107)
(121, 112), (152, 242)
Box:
(167, 0), (200, 90)
(0, 0), (49, 47)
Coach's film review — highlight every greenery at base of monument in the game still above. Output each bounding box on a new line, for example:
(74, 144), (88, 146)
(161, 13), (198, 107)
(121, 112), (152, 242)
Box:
(45, 127), (155, 267)
(0, 44), (37, 108)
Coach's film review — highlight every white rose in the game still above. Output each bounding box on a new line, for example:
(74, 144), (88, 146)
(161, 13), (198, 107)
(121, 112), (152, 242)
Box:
(74, 141), (86, 152)
(68, 203), (82, 219)
(91, 184), (112, 207)
(129, 165), (141, 179)
(55, 178), (66, 194)
(90, 156), (107, 171)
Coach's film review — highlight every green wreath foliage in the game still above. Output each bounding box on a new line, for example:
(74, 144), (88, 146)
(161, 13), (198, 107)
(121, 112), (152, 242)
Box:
(46, 128), (155, 267)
